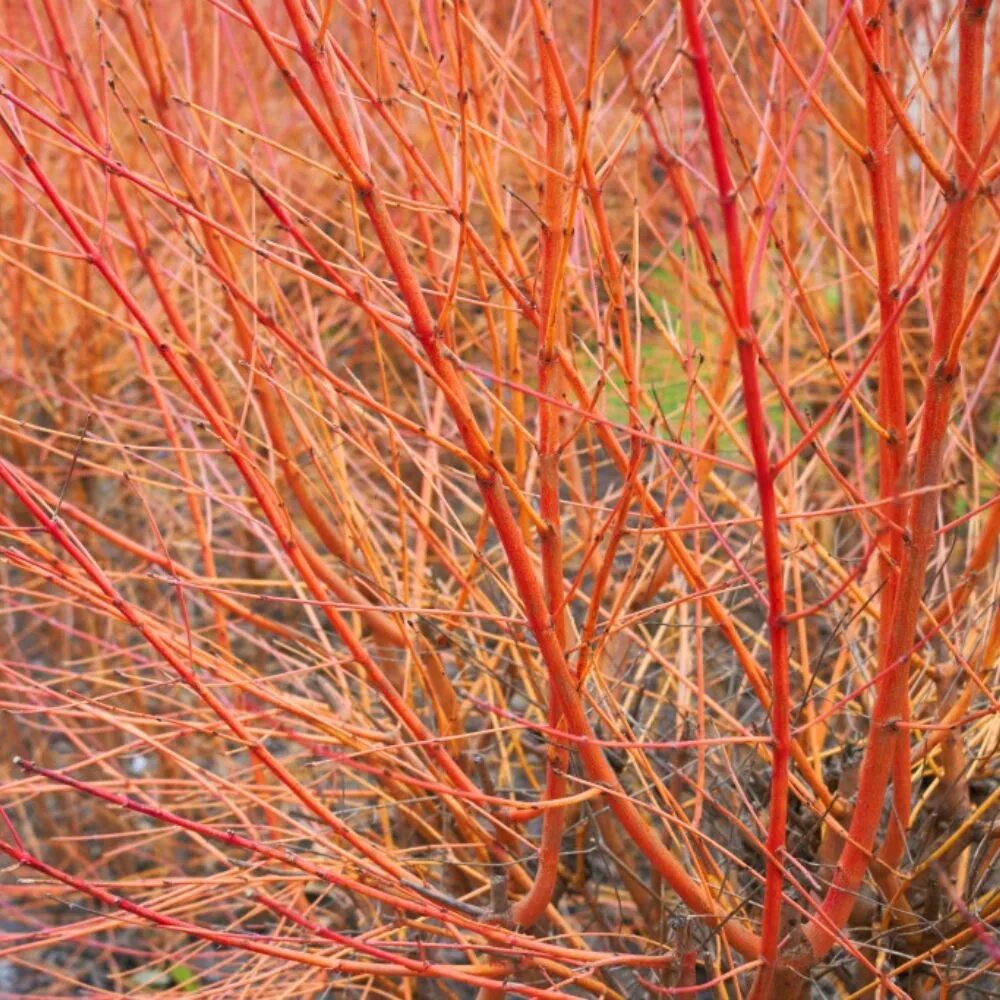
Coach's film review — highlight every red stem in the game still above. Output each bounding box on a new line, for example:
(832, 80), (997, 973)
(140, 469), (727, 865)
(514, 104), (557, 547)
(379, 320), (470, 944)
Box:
(510, 3), (571, 928)
(677, 0), (790, 986)
(803, 0), (994, 960)
(8, 759), (640, 971)
(0, 813), (561, 996)
(861, 0), (912, 888)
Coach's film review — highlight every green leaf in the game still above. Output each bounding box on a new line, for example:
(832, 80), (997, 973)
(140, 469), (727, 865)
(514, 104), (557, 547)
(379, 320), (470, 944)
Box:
(169, 965), (199, 993)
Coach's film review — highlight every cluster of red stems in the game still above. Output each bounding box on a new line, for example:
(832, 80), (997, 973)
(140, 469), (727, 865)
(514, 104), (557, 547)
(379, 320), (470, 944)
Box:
(0, 0), (998, 997)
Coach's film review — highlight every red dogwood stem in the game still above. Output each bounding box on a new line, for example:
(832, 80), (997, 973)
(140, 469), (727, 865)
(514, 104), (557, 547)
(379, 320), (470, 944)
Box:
(804, 0), (994, 960)
(677, 0), (790, 987)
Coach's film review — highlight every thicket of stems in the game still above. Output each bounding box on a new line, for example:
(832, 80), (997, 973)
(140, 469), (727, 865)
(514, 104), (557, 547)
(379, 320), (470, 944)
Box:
(0, 0), (997, 997)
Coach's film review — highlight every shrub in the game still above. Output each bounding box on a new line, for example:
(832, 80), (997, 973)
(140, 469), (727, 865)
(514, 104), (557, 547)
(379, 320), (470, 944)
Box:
(1, 0), (997, 996)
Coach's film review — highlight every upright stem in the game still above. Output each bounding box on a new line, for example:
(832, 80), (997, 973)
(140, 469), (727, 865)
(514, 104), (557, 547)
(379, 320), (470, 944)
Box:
(511, 6), (570, 928)
(861, 0), (911, 887)
(677, 0), (790, 987)
(804, 0), (994, 960)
